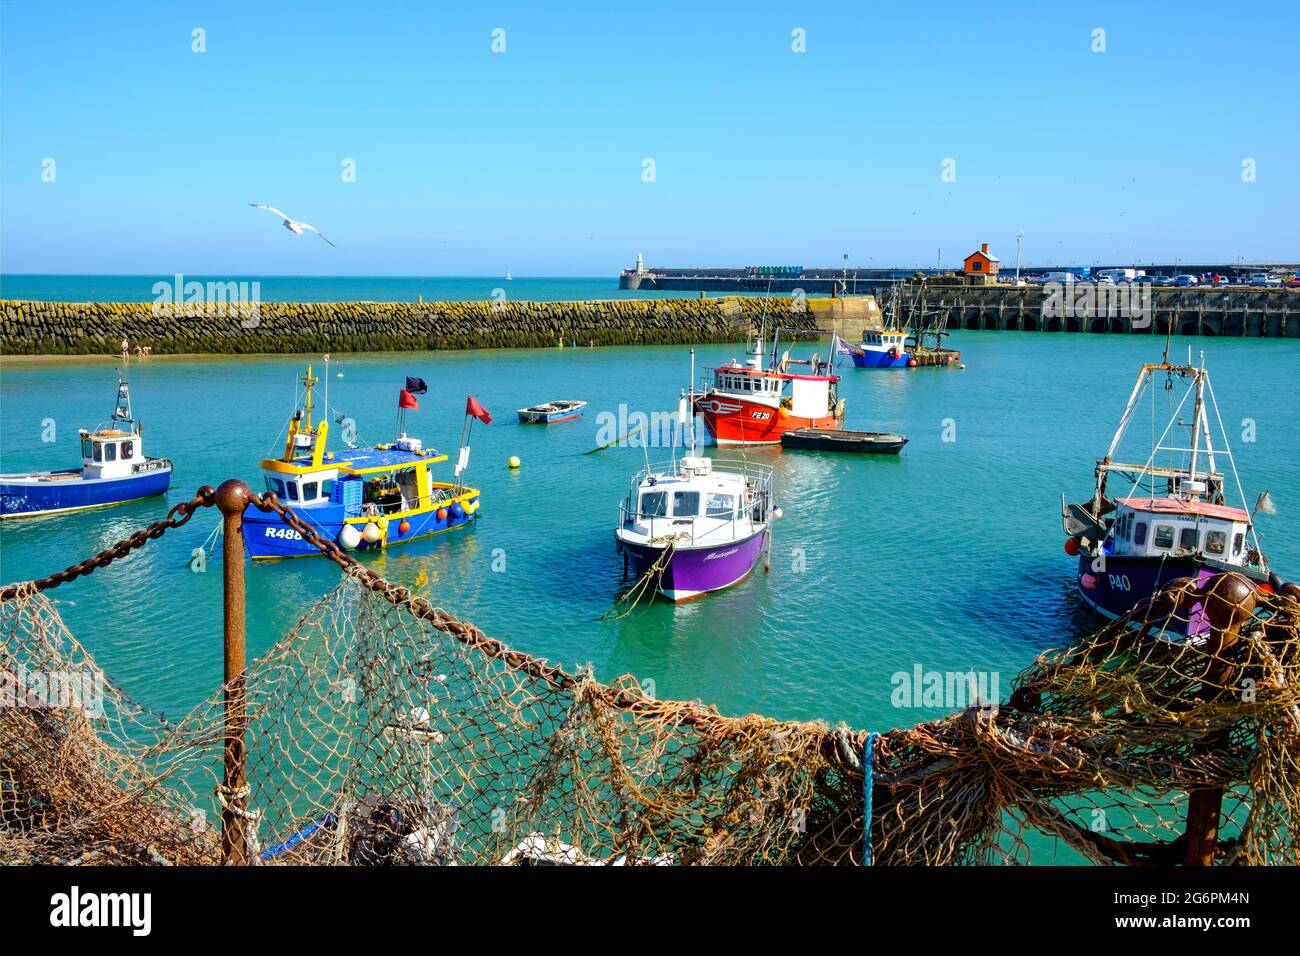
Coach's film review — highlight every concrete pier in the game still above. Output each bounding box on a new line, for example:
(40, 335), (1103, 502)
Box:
(901, 284), (1299, 338)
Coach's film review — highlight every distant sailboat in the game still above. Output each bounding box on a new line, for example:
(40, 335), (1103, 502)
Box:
(505, 271), (512, 281)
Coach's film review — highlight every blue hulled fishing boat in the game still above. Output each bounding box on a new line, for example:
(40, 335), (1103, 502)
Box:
(243, 367), (487, 560)
(0, 376), (172, 520)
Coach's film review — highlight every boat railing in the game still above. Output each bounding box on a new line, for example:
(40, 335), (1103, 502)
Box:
(619, 459), (773, 547)
(629, 458), (774, 490)
(617, 503), (762, 548)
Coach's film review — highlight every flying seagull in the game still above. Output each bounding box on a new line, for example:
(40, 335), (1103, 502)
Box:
(249, 203), (335, 246)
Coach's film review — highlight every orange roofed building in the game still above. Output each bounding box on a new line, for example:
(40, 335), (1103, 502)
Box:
(963, 243), (999, 280)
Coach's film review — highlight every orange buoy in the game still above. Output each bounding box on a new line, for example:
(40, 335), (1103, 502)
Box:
(398, 519), (411, 534)
(436, 508), (448, 521)
(1064, 537), (1081, 556)
(907, 358), (918, 368)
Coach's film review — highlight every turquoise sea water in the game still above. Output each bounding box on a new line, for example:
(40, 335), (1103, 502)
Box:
(2, 332), (1298, 861)
(0, 274), (759, 303)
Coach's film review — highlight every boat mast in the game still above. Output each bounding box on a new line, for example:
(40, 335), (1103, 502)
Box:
(689, 348), (697, 456)
(301, 364), (317, 432)
(1187, 357), (1208, 495)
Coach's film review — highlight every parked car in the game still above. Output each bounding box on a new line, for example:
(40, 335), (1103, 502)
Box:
(1213, 276), (1230, 286)
(1173, 274), (1200, 286)
(1037, 271), (1081, 285)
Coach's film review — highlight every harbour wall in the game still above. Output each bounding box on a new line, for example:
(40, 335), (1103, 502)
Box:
(0, 297), (841, 356)
(906, 284), (1299, 338)
(5, 287), (1289, 356)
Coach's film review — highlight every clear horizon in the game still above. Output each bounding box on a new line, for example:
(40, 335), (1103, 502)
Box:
(3, 0), (1298, 275)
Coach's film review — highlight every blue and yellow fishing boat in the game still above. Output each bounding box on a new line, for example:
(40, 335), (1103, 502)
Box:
(243, 366), (484, 560)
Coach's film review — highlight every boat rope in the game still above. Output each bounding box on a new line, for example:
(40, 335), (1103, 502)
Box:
(862, 731), (877, 866)
(198, 519), (223, 561)
(602, 540), (677, 621)
(583, 417), (656, 455)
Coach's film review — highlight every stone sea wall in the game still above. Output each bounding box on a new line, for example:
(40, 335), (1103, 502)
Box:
(0, 297), (822, 356)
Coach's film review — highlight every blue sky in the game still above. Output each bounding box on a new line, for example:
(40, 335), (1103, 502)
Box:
(2, 0), (1297, 275)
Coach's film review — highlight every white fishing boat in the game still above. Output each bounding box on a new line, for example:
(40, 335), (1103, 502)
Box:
(615, 351), (776, 602)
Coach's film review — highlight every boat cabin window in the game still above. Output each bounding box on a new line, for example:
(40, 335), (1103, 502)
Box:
(1179, 527), (1198, 551)
(104, 442), (117, 462)
(639, 491), (667, 518)
(1205, 530), (1226, 556)
(286, 482), (299, 501)
(302, 481), (319, 501)
(705, 493), (735, 518)
(92, 442), (103, 463)
(265, 477), (286, 498)
(673, 491), (700, 517)
(1133, 522), (1147, 546)
(121, 440), (134, 459)
(1153, 524), (1175, 550)
(1233, 533), (1244, 556)
(82, 438), (92, 459)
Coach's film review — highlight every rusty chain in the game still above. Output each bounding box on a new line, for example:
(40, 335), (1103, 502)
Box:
(0, 486), (218, 602)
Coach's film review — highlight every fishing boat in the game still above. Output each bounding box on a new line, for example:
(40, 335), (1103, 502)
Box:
(850, 328), (913, 368)
(242, 366), (486, 560)
(834, 281), (961, 369)
(0, 376), (172, 520)
(780, 427), (908, 454)
(614, 354), (776, 602)
(517, 400), (587, 424)
(695, 329), (843, 446)
(1062, 354), (1280, 635)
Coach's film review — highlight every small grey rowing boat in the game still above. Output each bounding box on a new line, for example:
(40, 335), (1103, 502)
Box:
(780, 427), (908, 454)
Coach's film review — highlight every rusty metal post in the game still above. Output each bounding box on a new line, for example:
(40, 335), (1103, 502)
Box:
(1182, 573), (1254, 866)
(217, 479), (252, 864)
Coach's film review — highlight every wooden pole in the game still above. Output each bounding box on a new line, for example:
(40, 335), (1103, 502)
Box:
(217, 479), (252, 865)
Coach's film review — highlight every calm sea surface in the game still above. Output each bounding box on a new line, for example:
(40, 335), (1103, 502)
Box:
(2, 327), (1297, 862)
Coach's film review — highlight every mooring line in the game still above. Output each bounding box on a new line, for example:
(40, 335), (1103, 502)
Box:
(863, 731), (877, 867)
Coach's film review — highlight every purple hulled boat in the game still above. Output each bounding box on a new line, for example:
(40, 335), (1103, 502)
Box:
(615, 455), (774, 602)
(1062, 352), (1281, 637)
(614, 349), (776, 603)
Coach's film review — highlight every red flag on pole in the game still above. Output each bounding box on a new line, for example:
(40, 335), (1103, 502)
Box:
(465, 395), (492, 424)
(398, 389), (419, 409)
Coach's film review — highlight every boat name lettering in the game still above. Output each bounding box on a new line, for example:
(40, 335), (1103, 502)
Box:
(704, 548), (740, 561)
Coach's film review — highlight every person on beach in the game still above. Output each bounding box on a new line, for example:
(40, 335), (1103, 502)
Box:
(121, 337), (129, 364)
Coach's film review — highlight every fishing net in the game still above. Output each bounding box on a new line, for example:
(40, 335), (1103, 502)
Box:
(2, 493), (1298, 865)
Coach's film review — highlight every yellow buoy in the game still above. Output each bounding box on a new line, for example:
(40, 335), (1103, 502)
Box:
(508, 455), (521, 469)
